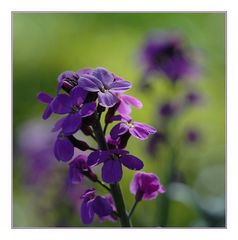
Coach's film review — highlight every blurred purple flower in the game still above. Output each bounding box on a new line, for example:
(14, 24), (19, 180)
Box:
(80, 188), (113, 224)
(79, 67), (132, 107)
(147, 132), (165, 156)
(140, 32), (196, 83)
(130, 172), (165, 201)
(159, 101), (178, 119)
(110, 119), (157, 141)
(185, 128), (200, 143)
(88, 149), (144, 184)
(185, 91), (201, 105)
(18, 120), (56, 184)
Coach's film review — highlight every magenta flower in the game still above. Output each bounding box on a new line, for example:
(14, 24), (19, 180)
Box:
(37, 92), (54, 120)
(51, 86), (96, 135)
(79, 67), (132, 107)
(130, 172), (165, 201)
(88, 149), (144, 184)
(80, 189), (113, 224)
(110, 119), (157, 141)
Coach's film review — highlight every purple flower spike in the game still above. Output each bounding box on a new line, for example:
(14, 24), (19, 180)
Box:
(54, 132), (74, 162)
(130, 172), (165, 201)
(79, 67), (132, 107)
(80, 189), (113, 224)
(110, 120), (157, 141)
(37, 92), (54, 120)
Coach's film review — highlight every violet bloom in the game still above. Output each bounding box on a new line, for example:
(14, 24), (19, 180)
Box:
(185, 129), (200, 143)
(99, 195), (118, 222)
(88, 149), (144, 184)
(79, 67), (132, 107)
(130, 172), (165, 201)
(110, 119), (157, 141)
(80, 189), (113, 224)
(140, 32), (196, 83)
(54, 131), (74, 162)
(37, 92), (54, 120)
(51, 86), (96, 135)
(185, 91), (201, 105)
(68, 154), (97, 184)
(159, 101), (178, 118)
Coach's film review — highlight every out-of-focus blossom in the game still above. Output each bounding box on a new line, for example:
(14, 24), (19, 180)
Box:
(130, 172), (165, 201)
(185, 91), (201, 106)
(140, 32), (197, 83)
(185, 128), (200, 143)
(159, 101), (178, 119)
(147, 132), (166, 156)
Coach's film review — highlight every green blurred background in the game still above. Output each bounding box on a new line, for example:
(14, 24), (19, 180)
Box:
(13, 13), (225, 227)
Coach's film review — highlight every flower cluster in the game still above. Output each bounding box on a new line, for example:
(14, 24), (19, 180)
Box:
(38, 67), (164, 226)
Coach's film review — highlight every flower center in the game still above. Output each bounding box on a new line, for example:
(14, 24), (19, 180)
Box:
(100, 86), (109, 93)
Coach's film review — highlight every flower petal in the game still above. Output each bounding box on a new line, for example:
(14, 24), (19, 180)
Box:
(80, 102), (96, 117)
(120, 95), (143, 109)
(102, 160), (122, 184)
(81, 199), (95, 224)
(92, 196), (113, 217)
(129, 122), (156, 140)
(51, 117), (65, 132)
(37, 92), (53, 104)
(70, 86), (87, 105)
(79, 75), (103, 92)
(42, 105), (52, 120)
(109, 80), (132, 92)
(98, 91), (118, 107)
(134, 122), (157, 134)
(88, 150), (110, 167)
(110, 122), (128, 139)
(62, 113), (82, 135)
(51, 94), (72, 114)
(93, 67), (114, 87)
(54, 136), (74, 162)
(121, 154), (144, 170)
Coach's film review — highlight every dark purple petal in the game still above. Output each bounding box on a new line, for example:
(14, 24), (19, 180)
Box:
(76, 68), (93, 76)
(70, 86), (87, 105)
(37, 92), (53, 104)
(110, 123), (128, 139)
(121, 154), (144, 170)
(51, 117), (65, 132)
(93, 67), (114, 87)
(42, 105), (52, 120)
(117, 101), (131, 116)
(102, 159), (122, 184)
(62, 113), (82, 135)
(109, 80), (132, 92)
(80, 102), (96, 117)
(98, 91), (118, 107)
(81, 199), (95, 224)
(92, 196), (113, 217)
(87, 150), (110, 167)
(79, 75), (103, 92)
(51, 94), (72, 114)
(129, 122), (156, 140)
(54, 136), (74, 162)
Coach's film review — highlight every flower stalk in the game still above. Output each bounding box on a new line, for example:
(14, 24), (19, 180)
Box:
(92, 112), (131, 227)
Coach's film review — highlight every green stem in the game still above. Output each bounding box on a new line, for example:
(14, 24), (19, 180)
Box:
(128, 200), (139, 219)
(92, 113), (131, 227)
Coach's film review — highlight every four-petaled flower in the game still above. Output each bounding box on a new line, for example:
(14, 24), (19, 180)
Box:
(79, 67), (132, 107)
(88, 149), (144, 184)
(80, 188), (113, 224)
(130, 172), (165, 201)
(110, 118), (157, 140)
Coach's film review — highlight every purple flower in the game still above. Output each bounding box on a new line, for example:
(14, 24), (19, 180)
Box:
(80, 189), (113, 224)
(117, 94), (143, 116)
(185, 128), (200, 143)
(54, 132), (74, 162)
(140, 32), (196, 82)
(130, 172), (165, 201)
(68, 154), (97, 184)
(37, 92), (54, 120)
(110, 119), (157, 141)
(51, 86), (96, 135)
(88, 149), (144, 184)
(147, 132), (165, 156)
(185, 91), (201, 105)
(99, 195), (118, 222)
(159, 101), (178, 118)
(79, 67), (132, 107)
